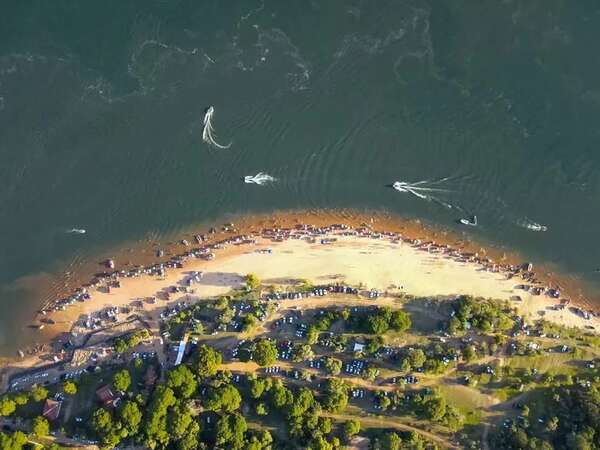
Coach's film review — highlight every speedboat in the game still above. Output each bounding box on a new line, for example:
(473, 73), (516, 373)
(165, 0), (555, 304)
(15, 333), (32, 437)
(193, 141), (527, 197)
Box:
(527, 223), (547, 232)
(68, 228), (86, 234)
(392, 181), (409, 192)
(459, 216), (477, 226)
(244, 173), (276, 185)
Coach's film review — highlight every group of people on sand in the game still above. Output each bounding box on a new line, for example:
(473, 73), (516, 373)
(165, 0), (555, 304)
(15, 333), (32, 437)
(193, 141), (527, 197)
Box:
(38, 222), (586, 327)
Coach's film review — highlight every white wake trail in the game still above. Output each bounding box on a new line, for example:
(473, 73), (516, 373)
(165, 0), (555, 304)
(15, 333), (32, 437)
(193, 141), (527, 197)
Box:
(202, 106), (232, 149)
(244, 172), (277, 185)
(392, 178), (458, 209)
(516, 218), (548, 232)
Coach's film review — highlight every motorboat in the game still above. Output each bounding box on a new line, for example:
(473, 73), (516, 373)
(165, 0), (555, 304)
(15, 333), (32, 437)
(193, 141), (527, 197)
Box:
(244, 172), (277, 185)
(526, 223), (547, 232)
(459, 216), (477, 226)
(392, 181), (408, 192)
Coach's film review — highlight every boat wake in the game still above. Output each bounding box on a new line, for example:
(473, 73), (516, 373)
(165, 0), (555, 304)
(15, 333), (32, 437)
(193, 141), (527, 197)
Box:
(244, 172), (277, 185)
(516, 219), (548, 232)
(392, 177), (456, 210)
(202, 106), (231, 149)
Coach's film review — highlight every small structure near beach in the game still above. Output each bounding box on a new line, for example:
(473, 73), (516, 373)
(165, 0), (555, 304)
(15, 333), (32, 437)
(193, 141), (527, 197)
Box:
(42, 399), (62, 421)
(96, 384), (120, 408)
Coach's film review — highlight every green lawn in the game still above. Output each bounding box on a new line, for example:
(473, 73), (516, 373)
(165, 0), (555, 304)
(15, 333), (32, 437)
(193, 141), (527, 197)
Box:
(506, 352), (586, 375)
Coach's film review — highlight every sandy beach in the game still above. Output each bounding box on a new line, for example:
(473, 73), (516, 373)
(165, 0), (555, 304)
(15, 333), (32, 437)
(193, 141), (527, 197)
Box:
(3, 210), (596, 375)
(42, 228), (598, 339)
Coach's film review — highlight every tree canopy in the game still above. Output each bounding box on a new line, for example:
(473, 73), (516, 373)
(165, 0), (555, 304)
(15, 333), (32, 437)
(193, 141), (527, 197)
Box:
(166, 364), (198, 398)
(0, 397), (16, 416)
(253, 339), (278, 367)
(31, 416), (49, 437)
(193, 344), (222, 377)
(63, 380), (77, 395)
(30, 385), (48, 402)
(206, 384), (242, 413)
(113, 368), (132, 392)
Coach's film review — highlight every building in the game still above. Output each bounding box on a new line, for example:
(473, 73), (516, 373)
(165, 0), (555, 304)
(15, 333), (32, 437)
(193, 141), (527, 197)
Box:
(353, 342), (365, 353)
(96, 384), (119, 408)
(174, 333), (189, 366)
(42, 399), (62, 421)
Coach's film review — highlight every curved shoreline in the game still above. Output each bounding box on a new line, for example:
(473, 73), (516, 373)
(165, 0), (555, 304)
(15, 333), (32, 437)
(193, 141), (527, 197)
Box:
(6, 208), (599, 362)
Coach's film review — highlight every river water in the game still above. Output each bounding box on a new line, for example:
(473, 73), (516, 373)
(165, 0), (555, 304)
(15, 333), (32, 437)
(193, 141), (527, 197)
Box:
(1, 0), (600, 355)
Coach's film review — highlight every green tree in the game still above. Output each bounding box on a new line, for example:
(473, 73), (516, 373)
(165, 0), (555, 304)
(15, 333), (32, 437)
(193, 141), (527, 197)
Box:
(400, 358), (412, 372)
(178, 420), (200, 450)
(318, 417), (332, 435)
(13, 393), (28, 406)
(363, 367), (380, 381)
(253, 340), (278, 367)
(216, 414), (247, 449)
(113, 369), (132, 392)
(366, 336), (384, 355)
(322, 379), (348, 413)
(30, 386), (48, 402)
(206, 384), (241, 413)
(255, 403), (268, 416)
(167, 364), (198, 398)
(307, 435), (335, 450)
(408, 349), (426, 369)
(390, 310), (411, 332)
(0, 397), (16, 416)
(546, 416), (559, 432)
(119, 400), (142, 436)
(379, 396), (391, 411)
(342, 419), (361, 442)
(245, 274), (261, 291)
(376, 432), (402, 450)
(306, 326), (319, 345)
(463, 345), (477, 362)
(448, 316), (461, 334)
(0, 430), (28, 450)
(366, 314), (389, 335)
(62, 380), (77, 395)
(31, 416), (49, 438)
(92, 408), (113, 435)
(291, 343), (314, 362)
(168, 404), (194, 439)
(242, 314), (258, 332)
(323, 357), (342, 376)
(270, 381), (293, 408)
(246, 430), (273, 450)
(249, 376), (272, 399)
(289, 388), (316, 418)
(143, 386), (177, 448)
(422, 395), (447, 422)
(193, 344), (222, 377)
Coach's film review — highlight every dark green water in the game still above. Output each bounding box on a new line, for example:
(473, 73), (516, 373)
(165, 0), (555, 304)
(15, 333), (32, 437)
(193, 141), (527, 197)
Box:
(1, 0), (600, 355)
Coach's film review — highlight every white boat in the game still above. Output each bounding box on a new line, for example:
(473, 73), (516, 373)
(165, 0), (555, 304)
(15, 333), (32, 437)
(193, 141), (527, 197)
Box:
(459, 216), (477, 226)
(526, 223), (547, 232)
(244, 172), (277, 185)
(68, 228), (86, 234)
(392, 181), (409, 192)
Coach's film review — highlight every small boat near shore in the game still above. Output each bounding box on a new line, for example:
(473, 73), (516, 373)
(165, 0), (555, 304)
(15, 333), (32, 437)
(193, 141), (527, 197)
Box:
(526, 223), (547, 232)
(459, 216), (478, 226)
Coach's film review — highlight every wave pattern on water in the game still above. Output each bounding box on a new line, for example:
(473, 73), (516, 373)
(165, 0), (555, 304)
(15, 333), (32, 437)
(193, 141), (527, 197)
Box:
(2, 0), (600, 354)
